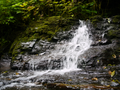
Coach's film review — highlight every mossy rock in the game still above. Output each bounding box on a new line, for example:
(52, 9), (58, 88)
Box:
(102, 48), (120, 65)
(9, 16), (77, 61)
(90, 15), (103, 29)
(90, 15), (103, 23)
(24, 16), (75, 41)
(107, 30), (120, 39)
(111, 15), (120, 24)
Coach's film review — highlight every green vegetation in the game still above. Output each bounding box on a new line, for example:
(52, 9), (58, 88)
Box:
(0, 0), (97, 25)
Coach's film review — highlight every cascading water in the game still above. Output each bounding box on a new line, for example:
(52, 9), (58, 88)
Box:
(0, 20), (93, 90)
(29, 20), (92, 71)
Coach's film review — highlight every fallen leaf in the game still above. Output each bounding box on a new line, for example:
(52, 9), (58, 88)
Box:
(92, 77), (98, 81)
(3, 71), (8, 74)
(106, 85), (110, 87)
(103, 66), (107, 69)
(108, 70), (115, 77)
(84, 77), (88, 80)
(108, 71), (112, 75)
(98, 40), (101, 42)
(97, 60), (99, 63)
(16, 72), (19, 75)
(111, 70), (115, 77)
(112, 54), (116, 58)
(68, 79), (72, 81)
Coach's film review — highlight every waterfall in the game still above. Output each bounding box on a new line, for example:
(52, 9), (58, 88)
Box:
(29, 20), (92, 71)
(0, 20), (93, 90)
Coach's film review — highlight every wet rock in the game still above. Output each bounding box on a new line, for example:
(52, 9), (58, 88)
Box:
(110, 81), (119, 87)
(53, 30), (75, 42)
(0, 82), (3, 87)
(30, 40), (55, 54)
(35, 57), (64, 70)
(90, 15), (104, 30)
(90, 15), (103, 23)
(111, 15), (120, 24)
(20, 39), (36, 51)
(0, 53), (11, 71)
(106, 29), (120, 39)
(35, 60), (48, 70)
(49, 59), (63, 70)
(11, 60), (30, 70)
(11, 61), (24, 70)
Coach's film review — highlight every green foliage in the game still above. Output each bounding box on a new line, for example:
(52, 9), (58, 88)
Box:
(0, 38), (8, 45)
(0, 0), (97, 25)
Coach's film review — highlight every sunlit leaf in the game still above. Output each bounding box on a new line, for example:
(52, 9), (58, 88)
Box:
(109, 70), (115, 77)
(92, 77), (98, 81)
(16, 72), (19, 75)
(106, 85), (110, 87)
(111, 70), (115, 77)
(97, 60), (99, 63)
(98, 40), (101, 42)
(112, 54), (116, 58)
(103, 66), (107, 69)
(3, 71), (8, 74)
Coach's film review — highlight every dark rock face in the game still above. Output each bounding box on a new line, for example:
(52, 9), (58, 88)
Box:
(82, 16), (120, 67)
(0, 53), (11, 71)
(35, 58), (63, 70)
(30, 40), (55, 54)
(52, 30), (76, 42)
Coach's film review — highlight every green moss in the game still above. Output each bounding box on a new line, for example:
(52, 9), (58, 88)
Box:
(90, 15), (103, 23)
(112, 15), (120, 24)
(90, 15), (103, 27)
(107, 30), (120, 39)
(9, 16), (76, 60)
(28, 33), (39, 41)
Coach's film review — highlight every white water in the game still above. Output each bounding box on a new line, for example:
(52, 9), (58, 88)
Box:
(29, 20), (92, 70)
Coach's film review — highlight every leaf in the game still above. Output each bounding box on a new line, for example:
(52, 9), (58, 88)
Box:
(103, 66), (107, 69)
(97, 60), (99, 63)
(68, 79), (72, 81)
(98, 40), (101, 42)
(112, 54), (116, 58)
(16, 11), (23, 14)
(16, 72), (19, 75)
(89, 2), (95, 6)
(106, 85), (110, 87)
(9, 16), (14, 19)
(111, 70), (115, 77)
(3, 71), (8, 74)
(92, 77), (98, 81)
(68, 6), (77, 12)
(109, 70), (115, 77)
